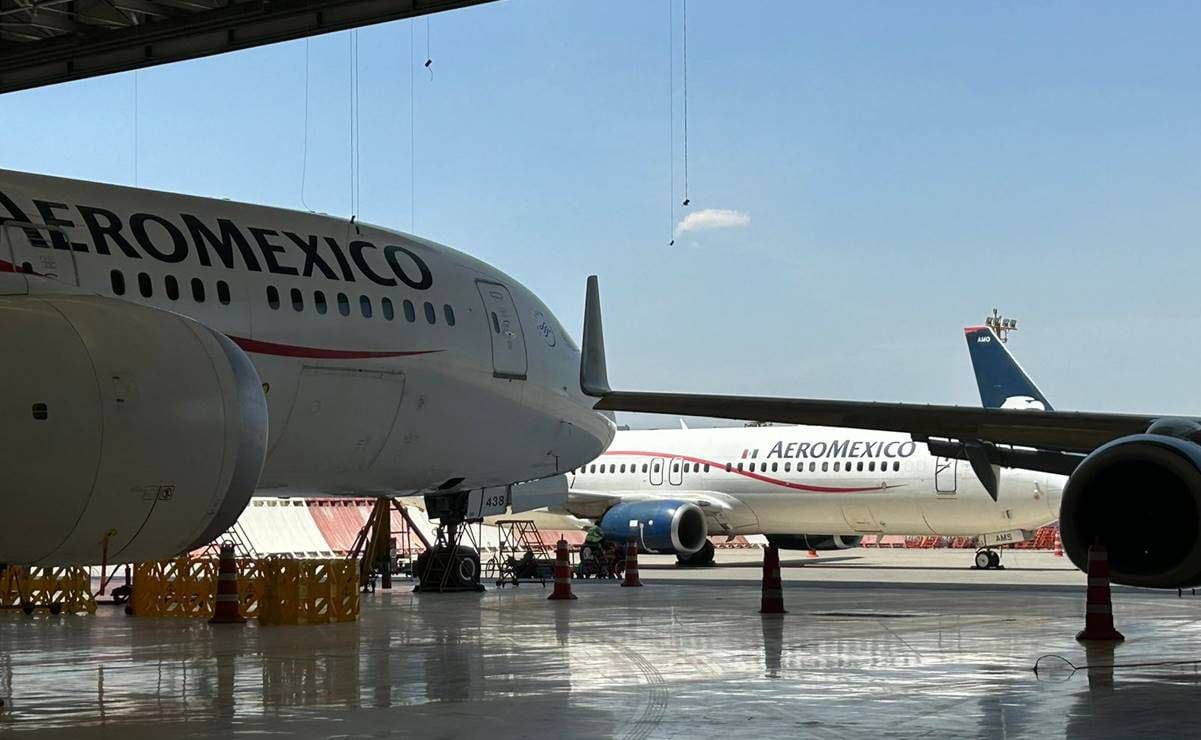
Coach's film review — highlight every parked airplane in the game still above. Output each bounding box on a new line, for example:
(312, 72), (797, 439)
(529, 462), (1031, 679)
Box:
(0, 169), (613, 574)
(581, 276), (1201, 589)
(561, 325), (1062, 569)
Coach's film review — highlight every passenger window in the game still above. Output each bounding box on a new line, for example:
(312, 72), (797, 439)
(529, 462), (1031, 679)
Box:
(424, 301), (436, 324)
(737, 463), (744, 472)
(266, 285), (280, 309)
(784, 462), (791, 472)
(653, 463), (661, 472)
(610, 464), (616, 473)
(191, 278), (205, 302)
(404, 299), (416, 322)
(704, 464), (710, 472)
(164, 275), (179, 301)
(822, 462), (828, 472)
(590, 465), (596, 473)
(869, 461), (876, 472)
(444, 304), (456, 326)
(491, 312), (501, 333)
(360, 295), (373, 318)
(110, 270), (125, 296)
(382, 297), (395, 320)
(771, 462), (778, 472)
(894, 461), (901, 472)
(857, 461), (864, 472)
(673, 462), (680, 472)
(337, 293), (350, 316)
(809, 462), (816, 472)
(217, 281), (230, 305)
(642, 464), (648, 473)
(137, 272), (153, 298)
(725, 463), (732, 472)
(289, 288), (302, 311)
(314, 291), (327, 315)
(834, 462), (841, 472)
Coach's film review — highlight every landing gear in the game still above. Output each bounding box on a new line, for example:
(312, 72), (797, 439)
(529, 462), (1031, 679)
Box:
(973, 548), (1003, 570)
(676, 540), (716, 567)
(413, 493), (485, 593)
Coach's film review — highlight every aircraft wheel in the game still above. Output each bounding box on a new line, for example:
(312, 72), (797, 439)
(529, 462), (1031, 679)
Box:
(974, 550), (992, 570)
(987, 550), (1001, 569)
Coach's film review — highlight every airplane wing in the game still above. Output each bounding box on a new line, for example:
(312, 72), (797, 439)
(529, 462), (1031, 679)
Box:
(580, 276), (1163, 456)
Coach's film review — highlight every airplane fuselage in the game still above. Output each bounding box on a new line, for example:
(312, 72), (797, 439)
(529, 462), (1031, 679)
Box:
(568, 425), (1062, 538)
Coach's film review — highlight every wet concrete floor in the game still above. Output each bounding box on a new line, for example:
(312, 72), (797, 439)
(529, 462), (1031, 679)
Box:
(2, 551), (1199, 738)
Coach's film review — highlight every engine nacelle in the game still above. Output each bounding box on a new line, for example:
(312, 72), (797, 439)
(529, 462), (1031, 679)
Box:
(599, 500), (707, 554)
(766, 534), (863, 551)
(1060, 434), (1201, 588)
(0, 294), (268, 565)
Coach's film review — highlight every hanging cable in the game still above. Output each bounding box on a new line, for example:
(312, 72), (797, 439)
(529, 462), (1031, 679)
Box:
(410, 20), (416, 231)
(424, 16), (433, 79)
(353, 30), (357, 219)
(667, 0), (674, 246)
(300, 39), (312, 211)
(681, 0), (690, 208)
(132, 70), (139, 186)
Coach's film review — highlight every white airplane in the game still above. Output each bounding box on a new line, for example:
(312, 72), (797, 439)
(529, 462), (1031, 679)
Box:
(581, 276), (1201, 589)
(0, 169), (614, 574)
(561, 324), (1063, 569)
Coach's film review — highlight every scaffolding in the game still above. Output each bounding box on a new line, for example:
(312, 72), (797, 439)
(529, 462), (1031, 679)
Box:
(347, 498), (429, 591)
(487, 520), (555, 587)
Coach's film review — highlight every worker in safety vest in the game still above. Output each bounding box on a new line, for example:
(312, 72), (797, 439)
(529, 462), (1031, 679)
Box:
(585, 524), (603, 546)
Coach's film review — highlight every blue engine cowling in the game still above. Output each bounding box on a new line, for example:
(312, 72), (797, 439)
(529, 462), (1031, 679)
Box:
(765, 534), (862, 551)
(599, 500), (707, 554)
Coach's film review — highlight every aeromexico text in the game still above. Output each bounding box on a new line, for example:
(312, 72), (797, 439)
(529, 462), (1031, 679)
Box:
(757, 440), (918, 460)
(0, 191), (433, 289)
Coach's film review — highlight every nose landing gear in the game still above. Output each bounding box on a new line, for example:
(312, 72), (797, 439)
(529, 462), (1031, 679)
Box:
(973, 548), (1004, 570)
(413, 492), (486, 593)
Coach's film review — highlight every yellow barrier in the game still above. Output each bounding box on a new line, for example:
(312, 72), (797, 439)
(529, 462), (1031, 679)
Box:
(0, 566), (96, 615)
(130, 557), (356, 625)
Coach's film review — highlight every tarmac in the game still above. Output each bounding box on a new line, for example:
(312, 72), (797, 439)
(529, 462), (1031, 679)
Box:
(2, 549), (1199, 738)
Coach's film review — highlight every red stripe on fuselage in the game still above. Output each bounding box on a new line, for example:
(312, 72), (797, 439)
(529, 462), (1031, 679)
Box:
(603, 449), (897, 493)
(228, 336), (441, 360)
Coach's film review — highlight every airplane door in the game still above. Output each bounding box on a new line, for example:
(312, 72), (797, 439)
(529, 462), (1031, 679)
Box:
(2, 221), (79, 285)
(935, 456), (958, 494)
(476, 280), (527, 380)
(649, 457), (665, 486)
(668, 456), (684, 485)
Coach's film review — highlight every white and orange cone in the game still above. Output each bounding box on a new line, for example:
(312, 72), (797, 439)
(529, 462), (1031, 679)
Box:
(1053, 528), (1064, 558)
(622, 539), (643, 587)
(209, 542), (245, 625)
(760, 545), (787, 615)
(1076, 539), (1124, 642)
(547, 538), (577, 601)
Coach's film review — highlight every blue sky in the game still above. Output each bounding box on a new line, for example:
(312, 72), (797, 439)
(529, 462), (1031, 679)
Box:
(2, 0), (1198, 419)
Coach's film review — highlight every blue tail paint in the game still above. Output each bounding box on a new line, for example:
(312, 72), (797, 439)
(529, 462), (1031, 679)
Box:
(964, 326), (1052, 410)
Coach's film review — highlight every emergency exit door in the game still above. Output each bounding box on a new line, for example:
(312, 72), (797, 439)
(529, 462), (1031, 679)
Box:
(2, 221), (79, 285)
(476, 280), (528, 380)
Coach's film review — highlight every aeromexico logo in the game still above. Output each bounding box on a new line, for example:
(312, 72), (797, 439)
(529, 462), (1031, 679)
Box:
(0, 190), (432, 290)
(743, 439), (918, 460)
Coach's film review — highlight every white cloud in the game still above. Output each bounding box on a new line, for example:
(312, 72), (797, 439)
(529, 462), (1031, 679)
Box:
(674, 208), (750, 237)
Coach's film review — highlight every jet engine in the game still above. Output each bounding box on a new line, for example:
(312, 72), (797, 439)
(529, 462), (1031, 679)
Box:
(1060, 431), (1201, 588)
(765, 534), (863, 551)
(0, 294), (268, 565)
(599, 500), (707, 554)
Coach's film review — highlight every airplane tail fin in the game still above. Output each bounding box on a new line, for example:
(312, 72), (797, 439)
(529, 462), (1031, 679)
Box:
(964, 326), (1052, 411)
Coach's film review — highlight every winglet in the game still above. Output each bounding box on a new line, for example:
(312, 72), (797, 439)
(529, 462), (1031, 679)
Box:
(580, 275), (612, 397)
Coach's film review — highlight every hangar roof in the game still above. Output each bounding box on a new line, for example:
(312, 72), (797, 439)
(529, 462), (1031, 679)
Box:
(0, 0), (497, 94)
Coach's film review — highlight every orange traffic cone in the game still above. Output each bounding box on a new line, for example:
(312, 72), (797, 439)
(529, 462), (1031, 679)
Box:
(209, 542), (245, 625)
(547, 538), (577, 601)
(760, 545), (787, 614)
(622, 539), (642, 587)
(1076, 539), (1124, 642)
(1053, 528), (1064, 558)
